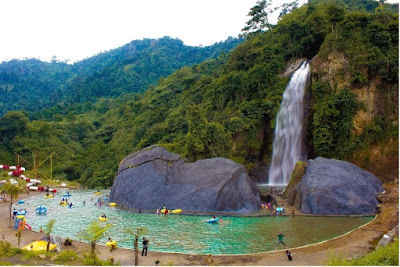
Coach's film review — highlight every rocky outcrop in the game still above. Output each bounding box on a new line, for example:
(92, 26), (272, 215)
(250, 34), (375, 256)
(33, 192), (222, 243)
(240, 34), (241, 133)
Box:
(110, 145), (259, 213)
(310, 52), (398, 134)
(284, 157), (383, 215)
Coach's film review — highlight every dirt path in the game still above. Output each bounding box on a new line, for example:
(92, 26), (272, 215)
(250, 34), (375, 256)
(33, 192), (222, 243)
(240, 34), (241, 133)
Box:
(0, 183), (397, 266)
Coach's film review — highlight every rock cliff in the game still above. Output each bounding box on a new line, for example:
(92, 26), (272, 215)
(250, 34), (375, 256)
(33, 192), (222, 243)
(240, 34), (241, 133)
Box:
(283, 157), (383, 215)
(110, 145), (259, 213)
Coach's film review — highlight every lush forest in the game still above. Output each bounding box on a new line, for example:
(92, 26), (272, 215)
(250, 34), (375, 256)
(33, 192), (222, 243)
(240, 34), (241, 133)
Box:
(0, 0), (398, 188)
(0, 36), (242, 116)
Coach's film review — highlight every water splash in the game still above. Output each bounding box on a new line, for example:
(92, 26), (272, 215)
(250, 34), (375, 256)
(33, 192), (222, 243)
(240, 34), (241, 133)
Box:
(268, 62), (310, 185)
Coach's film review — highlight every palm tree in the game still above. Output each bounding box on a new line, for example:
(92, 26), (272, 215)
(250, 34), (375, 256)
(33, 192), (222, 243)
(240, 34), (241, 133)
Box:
(44, 219), (56, 252)
(78, 221), (112, 255)
(123, 227), (148, 266)
(3, 181), (24, 220)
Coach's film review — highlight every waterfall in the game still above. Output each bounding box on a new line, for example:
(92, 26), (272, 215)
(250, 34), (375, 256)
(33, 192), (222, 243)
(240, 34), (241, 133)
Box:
(267, 61), (310, 185)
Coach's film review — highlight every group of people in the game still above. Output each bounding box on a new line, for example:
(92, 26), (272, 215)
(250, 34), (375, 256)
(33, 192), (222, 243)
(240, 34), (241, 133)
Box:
(156, 204), (168, 215)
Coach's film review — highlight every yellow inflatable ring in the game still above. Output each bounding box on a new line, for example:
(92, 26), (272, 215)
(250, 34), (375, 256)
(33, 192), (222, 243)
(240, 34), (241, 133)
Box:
(110, 202), (117, 206)
(98, 217), (108, 221)
(171, 209), (182, 214)
(44, 195), (54, 198)
(16, 215), (25, 219)
(106, 240), (117, 247)
(94, 192), (102, 195)
(60, 201), (67, 206)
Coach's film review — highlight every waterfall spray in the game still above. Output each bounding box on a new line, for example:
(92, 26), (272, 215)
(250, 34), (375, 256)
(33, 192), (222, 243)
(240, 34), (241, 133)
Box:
(267, 61), (310, 185)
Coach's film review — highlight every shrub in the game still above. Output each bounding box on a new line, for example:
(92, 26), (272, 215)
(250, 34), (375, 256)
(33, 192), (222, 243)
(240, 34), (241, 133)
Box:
(54, 250), (80, 264)
(63, 238), (73, 246)
(0, 241), (21, 258)
(326, 239), (399, 266)
(82, 253), (118, 266)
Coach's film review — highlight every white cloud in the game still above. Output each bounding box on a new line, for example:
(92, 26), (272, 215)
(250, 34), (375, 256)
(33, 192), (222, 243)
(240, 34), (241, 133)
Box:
(0, 0), (396, 63)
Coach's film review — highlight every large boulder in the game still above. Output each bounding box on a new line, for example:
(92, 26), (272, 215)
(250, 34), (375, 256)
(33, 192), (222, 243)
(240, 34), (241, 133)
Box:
(110, 146), (259, 213)
(284, 157), (383, 215)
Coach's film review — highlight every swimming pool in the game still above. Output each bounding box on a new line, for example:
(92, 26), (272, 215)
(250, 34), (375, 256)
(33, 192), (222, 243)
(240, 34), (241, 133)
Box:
(18, 189), (373, 255)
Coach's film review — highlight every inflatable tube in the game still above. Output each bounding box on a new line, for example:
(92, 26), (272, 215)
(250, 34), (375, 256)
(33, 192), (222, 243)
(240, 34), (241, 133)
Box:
(36, 205), (48, 214)
(16, 215), (25, 219)
(59, 201), (67, 206)
(94, 192), (102, 195)
(160, 209), (169, 214)
(63, 194), (71, 197)
(17, 210), (27, 215)
(68, 205), (75, 209)
(18, 200), (25, 204)
(106, 240), (118, 247)
(207, 218), (219, 223)
(44, 195), (54, 198)
(23, 240), (57, 252)
(25, 223), (32, 230)
(109, 202), (117, 207)
(171, 209), (182, 214)
(98, 217), (108, 222)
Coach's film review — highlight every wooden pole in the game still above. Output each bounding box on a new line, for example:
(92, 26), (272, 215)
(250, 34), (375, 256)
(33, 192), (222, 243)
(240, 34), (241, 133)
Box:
(50, 154), (53, 181)
(33, 150), (37, 179)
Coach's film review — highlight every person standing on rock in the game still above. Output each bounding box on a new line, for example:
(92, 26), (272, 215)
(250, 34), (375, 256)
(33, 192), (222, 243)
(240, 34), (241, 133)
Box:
(275, 233), (287, 250)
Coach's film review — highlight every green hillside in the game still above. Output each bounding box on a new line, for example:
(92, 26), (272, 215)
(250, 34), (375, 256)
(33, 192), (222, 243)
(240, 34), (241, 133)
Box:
(0, 36), (242, 116)
(0, 0), (398, 187)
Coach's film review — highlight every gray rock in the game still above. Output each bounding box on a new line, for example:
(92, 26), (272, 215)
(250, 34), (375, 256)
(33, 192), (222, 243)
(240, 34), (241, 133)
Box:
(287, 157), (383, 215)
(110, 145), (259, 213)
(378, 225), (399, 247)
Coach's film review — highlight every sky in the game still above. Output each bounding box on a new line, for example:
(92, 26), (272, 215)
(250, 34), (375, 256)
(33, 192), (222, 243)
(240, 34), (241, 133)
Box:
(0, 0), (397, 63)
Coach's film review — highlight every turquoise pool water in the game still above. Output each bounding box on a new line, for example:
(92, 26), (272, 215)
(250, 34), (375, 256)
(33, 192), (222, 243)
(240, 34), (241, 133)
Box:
(18, 189), (373, 255)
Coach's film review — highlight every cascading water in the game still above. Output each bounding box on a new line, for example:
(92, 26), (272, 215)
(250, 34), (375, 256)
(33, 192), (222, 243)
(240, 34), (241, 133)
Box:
(267, 61), (310, 185)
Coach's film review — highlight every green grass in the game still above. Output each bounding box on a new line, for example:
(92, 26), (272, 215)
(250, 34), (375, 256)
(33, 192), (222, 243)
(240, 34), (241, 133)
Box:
(54, 250), (81, 264)
(0, 241), (22, 258)
(82, 253), (119, 266)
(326, 239), (399, 266)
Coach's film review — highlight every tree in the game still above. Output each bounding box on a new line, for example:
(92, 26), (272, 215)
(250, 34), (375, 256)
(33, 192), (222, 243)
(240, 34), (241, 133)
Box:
(3, 181), (24, 220)
(44, 219), (56, 252)
(15, 230), (22, 248)
(242, 0), (274, 36)
(78, 221), (112, 255)
(123, 227), (148, 266)
(278, 1), (299, 20)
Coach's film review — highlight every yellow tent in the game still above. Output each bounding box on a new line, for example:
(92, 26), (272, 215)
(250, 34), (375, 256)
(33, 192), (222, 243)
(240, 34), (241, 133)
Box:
(23, 240), (57, 252)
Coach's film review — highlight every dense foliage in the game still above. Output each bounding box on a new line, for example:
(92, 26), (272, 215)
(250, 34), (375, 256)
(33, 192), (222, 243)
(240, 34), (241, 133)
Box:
(0, 36), (242, 116)
(0, 59), (72, 115)
(0, 1), (397, 187)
